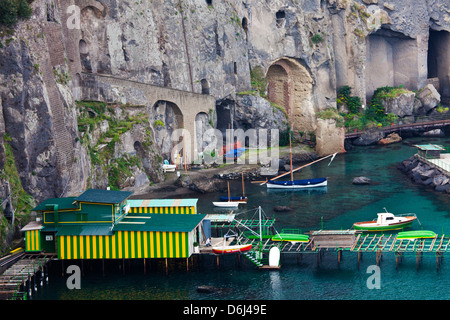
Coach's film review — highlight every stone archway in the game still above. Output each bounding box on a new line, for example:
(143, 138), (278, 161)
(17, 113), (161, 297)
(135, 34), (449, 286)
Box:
(266, 57), (315, 133)
(151, 100), (184, 161)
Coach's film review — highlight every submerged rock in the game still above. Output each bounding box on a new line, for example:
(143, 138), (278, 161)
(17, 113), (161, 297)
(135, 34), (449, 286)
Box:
(352, 177), (371, 185)
(273, 206), (293, 212)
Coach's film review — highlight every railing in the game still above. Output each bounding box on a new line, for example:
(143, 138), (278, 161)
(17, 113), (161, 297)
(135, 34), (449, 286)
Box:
(416, 153), (450, 176)
(345, 113), (450, 138)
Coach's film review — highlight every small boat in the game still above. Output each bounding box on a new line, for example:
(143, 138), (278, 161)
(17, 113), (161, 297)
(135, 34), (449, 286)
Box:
(271, 233), (310, 243)
(224, 148), (246, 160)
(212, 201), (240, 208)
(353, 209), (417, 232)
(219, 172), (248, 202)
(212, 244), (252, 254)
(396, 230), (437, 240)
(219, 196), (247, 202)
(214, 180), (246, 207)
(264, 133), (328, 189)
(267, 178), (327, 189)
(162, 160), (176, 172)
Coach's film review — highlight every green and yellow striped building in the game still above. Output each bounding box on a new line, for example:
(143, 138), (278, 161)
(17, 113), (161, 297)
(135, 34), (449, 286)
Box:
(21, 189), (205, 260)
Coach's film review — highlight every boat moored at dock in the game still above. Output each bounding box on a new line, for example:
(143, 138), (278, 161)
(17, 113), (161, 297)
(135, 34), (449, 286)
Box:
(396, 230), (437, 240)
(212, 244), (252, 254)
(353, 209), (417, 232)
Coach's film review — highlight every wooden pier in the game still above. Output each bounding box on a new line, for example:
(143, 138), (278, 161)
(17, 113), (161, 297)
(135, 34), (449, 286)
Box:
(227, 228), (450, 270)
(0, 253), (54, 300)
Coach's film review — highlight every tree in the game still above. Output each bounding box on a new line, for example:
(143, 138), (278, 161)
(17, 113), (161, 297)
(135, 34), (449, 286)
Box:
(0, 0), (32, 27)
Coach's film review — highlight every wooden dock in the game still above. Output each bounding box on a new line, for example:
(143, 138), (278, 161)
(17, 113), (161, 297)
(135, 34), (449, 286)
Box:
(0, 254), (54, 300)
(229, 229), (450, 270)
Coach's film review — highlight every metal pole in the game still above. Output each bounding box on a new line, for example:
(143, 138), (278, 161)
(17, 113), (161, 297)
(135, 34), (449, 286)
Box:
(259, 206), (262, 242)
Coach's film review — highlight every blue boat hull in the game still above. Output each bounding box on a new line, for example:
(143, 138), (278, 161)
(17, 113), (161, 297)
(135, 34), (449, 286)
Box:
(267, 178), (327, 189)
(219, 196), (247, 201)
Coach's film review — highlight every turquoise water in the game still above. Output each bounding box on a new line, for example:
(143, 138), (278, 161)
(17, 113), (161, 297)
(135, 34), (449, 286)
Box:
(32, 136), (450, 301)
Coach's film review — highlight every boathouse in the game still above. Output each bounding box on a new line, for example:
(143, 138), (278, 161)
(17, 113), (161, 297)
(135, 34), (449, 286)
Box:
(21, 189), (205, 260)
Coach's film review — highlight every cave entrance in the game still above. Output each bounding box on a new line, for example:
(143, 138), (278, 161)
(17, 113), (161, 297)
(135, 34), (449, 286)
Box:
(365, 28), (418, 99)
(427, 29), (450, 101)
(266, 57), (314, 132)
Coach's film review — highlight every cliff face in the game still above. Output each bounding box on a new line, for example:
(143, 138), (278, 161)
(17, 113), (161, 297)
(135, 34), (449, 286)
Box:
(1, 0), (450, 207)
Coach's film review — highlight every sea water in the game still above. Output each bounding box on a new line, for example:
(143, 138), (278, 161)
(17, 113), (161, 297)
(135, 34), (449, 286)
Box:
(32, 136), (450, 301)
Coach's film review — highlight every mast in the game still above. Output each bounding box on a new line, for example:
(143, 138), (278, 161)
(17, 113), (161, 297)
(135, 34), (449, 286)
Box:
(289, 132), (293, 181)
(259, 206), (262, 242)
(241, 171), (245, 198)
(227, 180), (230, 201)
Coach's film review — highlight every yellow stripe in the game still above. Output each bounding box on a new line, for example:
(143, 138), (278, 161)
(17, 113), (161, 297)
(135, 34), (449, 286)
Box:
(156, 232), (161, 257)
(175, 232), (180, 257)
(124, 231), (129, 258)
(118, 232), (122, 258)
(143, 232), (148, 258)
(150, 232), (154, 258)
(112, 234), (116, 259)
(162, 232), (167, 257)
(99, 236), (103, 259)
(137, 231), (142, 258)
(131, 231), (135, 258)
(59, 236), (64, 259)
(72, 236), (77, 259)
(106, 235), (110, 259)
(92, 236), (98, 259)
(30, 231), (35, 251)
(80, 236), (84, 259)
(67, 236), (71, 259)
(168, 232), (173, 258)
(181, 234), (187, 257)
(86, 236), (90, 259)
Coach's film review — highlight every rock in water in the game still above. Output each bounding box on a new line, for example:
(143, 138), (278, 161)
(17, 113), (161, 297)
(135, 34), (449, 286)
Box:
(273, 206), (293, 212)
(378, 133), (402, 145)
(352, 177), (371, 185)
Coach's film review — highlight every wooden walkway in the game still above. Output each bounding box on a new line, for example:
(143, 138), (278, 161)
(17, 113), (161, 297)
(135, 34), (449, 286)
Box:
(345, 118), (450, 139)
(0, 254), (54, 300)
(231, 230), (450, 269)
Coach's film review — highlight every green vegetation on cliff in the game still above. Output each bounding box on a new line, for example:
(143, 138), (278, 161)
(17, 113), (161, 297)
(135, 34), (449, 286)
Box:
(0, 0), (33, 27)
(76, 101), (154, 190)
(337, 85), (399, 131)
(0, 134), (35, 254)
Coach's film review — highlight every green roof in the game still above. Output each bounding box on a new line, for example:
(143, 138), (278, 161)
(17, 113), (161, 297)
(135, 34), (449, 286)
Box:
(56, 224), (114, 236)
(76, 189), (133, 204)
(32, 197), (78, 212)
(126, 199), (198, 208)
(113, 213), (206, 232)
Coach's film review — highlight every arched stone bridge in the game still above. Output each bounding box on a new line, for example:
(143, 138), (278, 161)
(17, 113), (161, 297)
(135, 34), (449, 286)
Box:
(78, 72), (215, 163)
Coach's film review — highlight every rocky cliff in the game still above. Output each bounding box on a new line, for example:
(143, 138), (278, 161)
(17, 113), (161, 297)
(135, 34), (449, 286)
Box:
(1, 0), (450, 218)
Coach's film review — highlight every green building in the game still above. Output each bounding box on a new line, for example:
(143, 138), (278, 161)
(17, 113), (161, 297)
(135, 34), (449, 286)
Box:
(21, 189), (206, 260)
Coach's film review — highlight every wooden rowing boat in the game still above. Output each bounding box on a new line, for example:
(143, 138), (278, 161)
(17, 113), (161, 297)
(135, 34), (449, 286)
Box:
(212, 244), (252, 254)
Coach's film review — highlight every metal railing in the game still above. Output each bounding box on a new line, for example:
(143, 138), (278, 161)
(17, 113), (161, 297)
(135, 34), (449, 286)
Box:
(345, 113), (450, 138)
